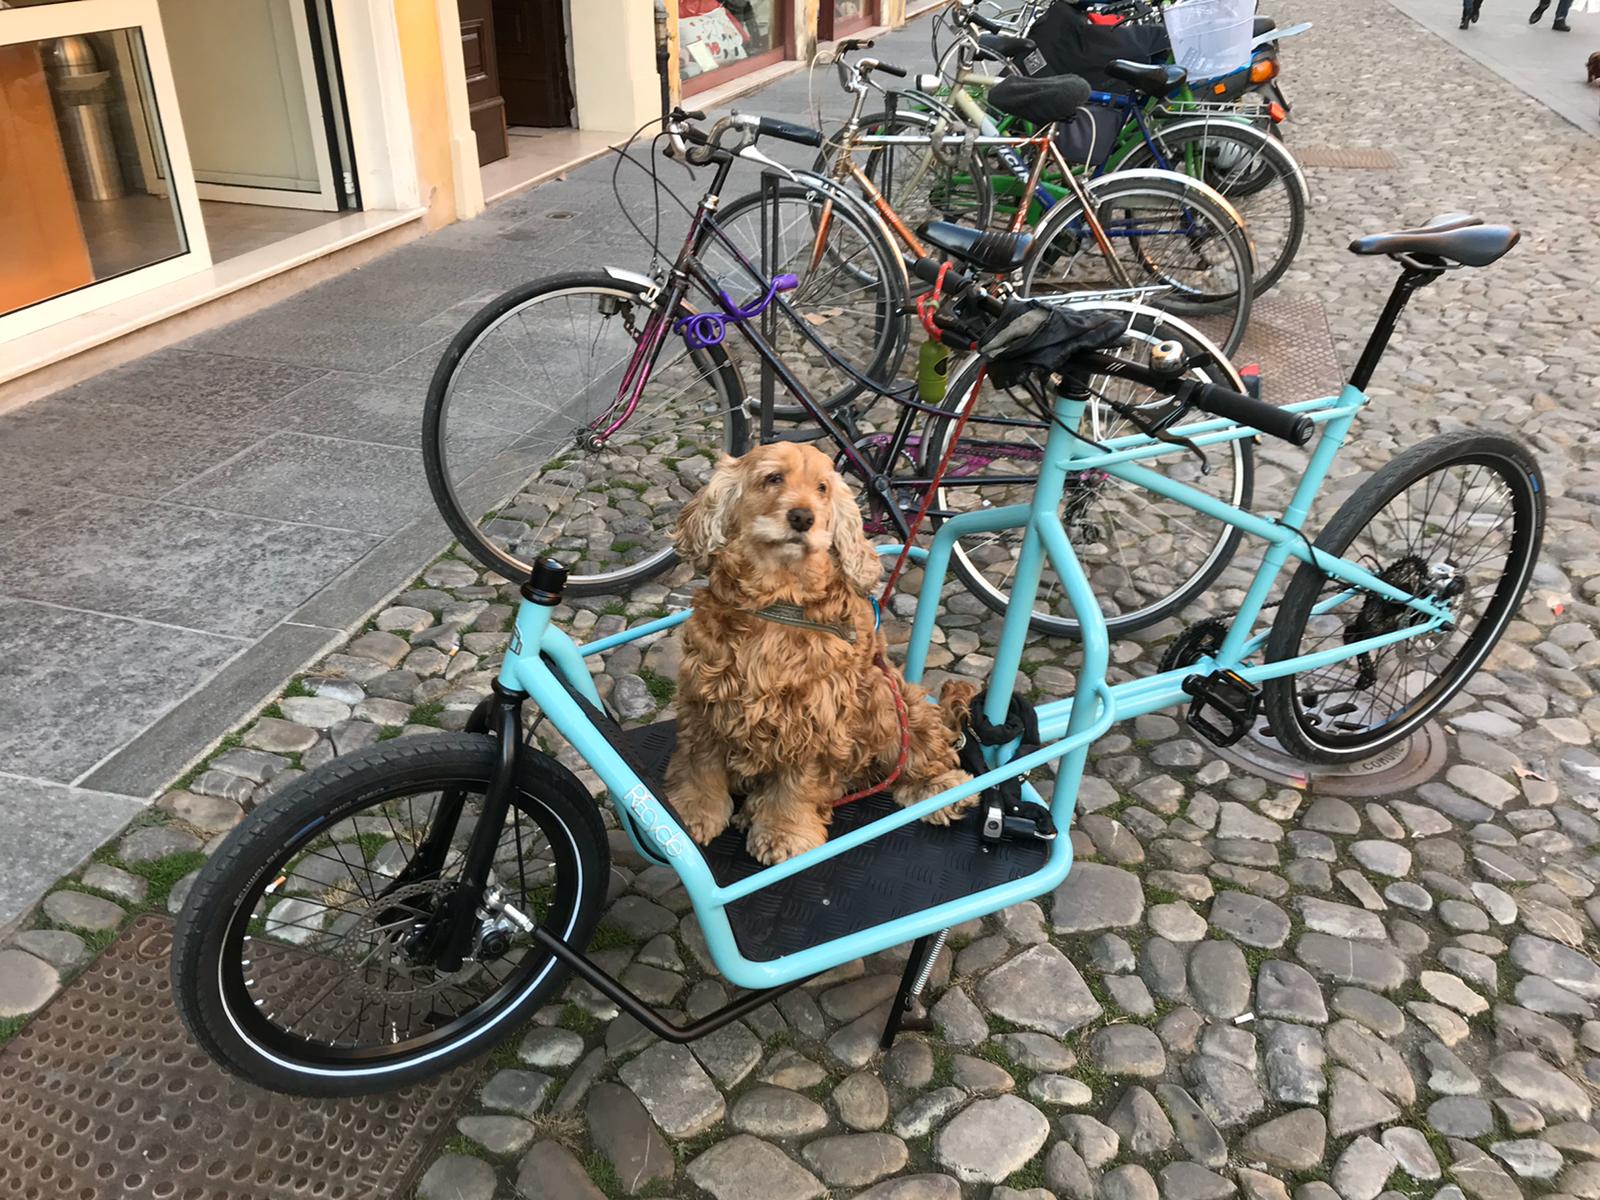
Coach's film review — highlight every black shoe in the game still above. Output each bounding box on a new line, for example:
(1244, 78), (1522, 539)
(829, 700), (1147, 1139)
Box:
(1471, 0), (1483, 19)
(1529, 0), (1549, 22)
(1553, 17), (1571, 28)
(1460, 14), (1471, 25)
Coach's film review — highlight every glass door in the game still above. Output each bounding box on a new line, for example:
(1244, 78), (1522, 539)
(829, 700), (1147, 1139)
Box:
(0, 0), (210, 338)
(155, 0), (341, 210)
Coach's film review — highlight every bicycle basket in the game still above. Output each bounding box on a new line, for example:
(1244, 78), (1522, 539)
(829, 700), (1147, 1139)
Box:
(1162, 0), (1255, 80)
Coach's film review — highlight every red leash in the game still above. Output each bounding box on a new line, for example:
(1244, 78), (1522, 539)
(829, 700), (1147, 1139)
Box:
(834, 651), (910, 808)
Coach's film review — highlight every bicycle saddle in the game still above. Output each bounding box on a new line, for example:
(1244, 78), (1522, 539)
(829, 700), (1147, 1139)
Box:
(1104, 60), (1188, 97)
(988, 74), (1093, 126)
(977, 33), (1037, 61)
(1349, 213), (1519, 268)
(920, 220), (1033, 273)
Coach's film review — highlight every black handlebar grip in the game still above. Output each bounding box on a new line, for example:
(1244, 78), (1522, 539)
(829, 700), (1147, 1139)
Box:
(757, 116), (823, 147)
(968, 10), (1004, 32)
(1188, 381), (1316, 446)
(875, 61), (909, 78)
(910, 255), (972, 290)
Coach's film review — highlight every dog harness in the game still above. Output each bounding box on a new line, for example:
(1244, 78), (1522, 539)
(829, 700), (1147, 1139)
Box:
(744, 598), (881, 643)
(744, 599), (906, 809)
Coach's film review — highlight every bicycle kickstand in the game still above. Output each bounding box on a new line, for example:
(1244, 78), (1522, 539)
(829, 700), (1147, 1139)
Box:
(879, 929), (950, 1049)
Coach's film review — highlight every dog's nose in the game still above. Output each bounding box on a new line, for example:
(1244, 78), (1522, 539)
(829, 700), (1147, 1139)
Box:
(787, 507), (814, 532)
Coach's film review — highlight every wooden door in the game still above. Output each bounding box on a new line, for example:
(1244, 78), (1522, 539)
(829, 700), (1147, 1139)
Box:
(493, 0), (572, 128)
(820, 0), (879, 40)
(458, 0), (508, 164)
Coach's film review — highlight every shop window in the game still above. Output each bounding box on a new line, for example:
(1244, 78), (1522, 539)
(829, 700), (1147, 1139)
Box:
(678, 0), (791, 94)
(0, 28), (188, 318)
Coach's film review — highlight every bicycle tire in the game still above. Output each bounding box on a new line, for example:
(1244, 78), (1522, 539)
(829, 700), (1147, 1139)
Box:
(1018, 171), (1255, 356)
(708, 180), (907, 416)
(1262, 432), (1544, 765)
(171, 733), (610, 1096)
(920, 305), (1255, 638)
(1114, 119), (1306, 296)
(423, 271), (749, 590)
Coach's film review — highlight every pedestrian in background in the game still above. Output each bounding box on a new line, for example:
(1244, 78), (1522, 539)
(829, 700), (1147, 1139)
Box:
(1460, 0), (1483, 29)
(1528, 0), (1573, 31)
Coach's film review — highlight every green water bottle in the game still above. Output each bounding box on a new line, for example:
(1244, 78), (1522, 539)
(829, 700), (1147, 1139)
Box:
(917, 337), (951, 405)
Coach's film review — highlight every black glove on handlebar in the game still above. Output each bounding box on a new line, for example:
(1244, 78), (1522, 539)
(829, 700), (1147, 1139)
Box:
(978, 306), (1126, 387)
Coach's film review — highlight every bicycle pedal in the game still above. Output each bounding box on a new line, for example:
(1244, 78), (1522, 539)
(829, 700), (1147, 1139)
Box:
(1181, 669), (1261, 748)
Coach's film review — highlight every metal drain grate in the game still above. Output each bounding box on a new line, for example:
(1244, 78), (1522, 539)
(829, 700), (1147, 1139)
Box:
(1293, 146), (1401, 170)
(1236, 293), (1345, 406)
(1213, 714), (1447, 797)
(0, 915), (474, 1200)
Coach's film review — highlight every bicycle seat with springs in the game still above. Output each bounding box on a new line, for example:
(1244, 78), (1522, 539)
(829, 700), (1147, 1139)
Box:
(1103, 59), (1188, 98)
(1349, 213), (1519, 269)
(920, 220), (1032, 274)
(988, 74), (1093, 126)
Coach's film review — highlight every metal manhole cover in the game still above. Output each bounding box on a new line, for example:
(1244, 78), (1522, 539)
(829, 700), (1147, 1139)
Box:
(0, 914), (474, 1200)
(1236, 294), (1344, 406)
(1293, 146), (1401, 170)
(1213, 713), (1447, 796)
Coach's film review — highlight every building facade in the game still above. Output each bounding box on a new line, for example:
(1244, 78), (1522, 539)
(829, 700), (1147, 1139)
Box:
(0, 0), (917, 402)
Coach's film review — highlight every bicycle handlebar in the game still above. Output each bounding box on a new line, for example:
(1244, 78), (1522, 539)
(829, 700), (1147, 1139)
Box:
(1178, 379), (1317, 446)
(909, 256), (1316, 447)
(750, 115), (824, 146)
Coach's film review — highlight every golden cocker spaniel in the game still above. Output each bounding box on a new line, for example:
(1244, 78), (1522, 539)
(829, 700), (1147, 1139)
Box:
(664, 443), (977, 866)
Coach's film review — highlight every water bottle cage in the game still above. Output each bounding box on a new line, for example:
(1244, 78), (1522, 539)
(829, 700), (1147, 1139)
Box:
(675, 273), (799, 349)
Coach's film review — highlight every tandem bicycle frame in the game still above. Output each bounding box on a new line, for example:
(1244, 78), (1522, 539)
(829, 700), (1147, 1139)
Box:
(490, 373), (1450, 1011)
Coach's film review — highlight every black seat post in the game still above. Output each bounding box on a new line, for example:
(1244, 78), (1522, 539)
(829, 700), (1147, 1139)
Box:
(1348, 262), (1445, 393)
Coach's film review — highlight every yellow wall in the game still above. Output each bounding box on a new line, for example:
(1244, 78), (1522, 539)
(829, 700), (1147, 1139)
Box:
(393, 0), (464, 227)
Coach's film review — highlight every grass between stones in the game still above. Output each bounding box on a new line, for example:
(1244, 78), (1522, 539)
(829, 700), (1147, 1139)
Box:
(637, 668), (676, 707)
(1007, 1154), (1047, 1191)
(559, 1003), (601, 1036)
(587, 925), (637, 953)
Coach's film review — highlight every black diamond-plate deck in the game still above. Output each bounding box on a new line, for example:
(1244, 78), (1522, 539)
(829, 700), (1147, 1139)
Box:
(1237, 293), (1344, 405)
(0, 915), (473, 1200)
(615, 720), (1052, 963)
(1293, 146), (1401, 170)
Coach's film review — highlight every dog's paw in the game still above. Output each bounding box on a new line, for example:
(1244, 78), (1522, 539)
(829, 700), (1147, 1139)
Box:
(746, 824), (826, 865)
(897, 770), (976, 825)
(679, 809), (731, 847)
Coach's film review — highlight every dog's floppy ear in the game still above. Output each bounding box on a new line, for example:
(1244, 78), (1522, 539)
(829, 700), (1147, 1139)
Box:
(829, 470), (882, 594)
(673, 454), (741, 573)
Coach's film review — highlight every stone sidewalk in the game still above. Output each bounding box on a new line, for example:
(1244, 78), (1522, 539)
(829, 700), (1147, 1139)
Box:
(4, 1), (1600, 1199)
(0, 19), (919, 937)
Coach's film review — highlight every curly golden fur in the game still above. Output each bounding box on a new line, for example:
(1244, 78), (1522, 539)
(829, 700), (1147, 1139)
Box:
(665, 444), (978, 865)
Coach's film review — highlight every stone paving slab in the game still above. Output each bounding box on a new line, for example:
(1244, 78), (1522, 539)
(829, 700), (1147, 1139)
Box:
(0, 775), (144, 935)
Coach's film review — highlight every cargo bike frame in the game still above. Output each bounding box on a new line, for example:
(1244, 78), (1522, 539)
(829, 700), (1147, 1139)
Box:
(474, 277), (1468, 1048)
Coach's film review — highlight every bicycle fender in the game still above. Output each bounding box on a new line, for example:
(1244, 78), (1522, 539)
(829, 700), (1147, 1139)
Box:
(1082, 168), (1259, 276)
(1139, 116), (1310, 204)
(604, 266), (659, 292)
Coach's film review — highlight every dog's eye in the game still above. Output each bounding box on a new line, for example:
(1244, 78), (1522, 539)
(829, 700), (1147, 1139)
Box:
(765, 472), (784, 486)
(817, 481), (828, 495)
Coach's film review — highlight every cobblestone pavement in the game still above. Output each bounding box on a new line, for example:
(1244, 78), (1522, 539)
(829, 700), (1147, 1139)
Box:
(4, 1), (1600, 1198)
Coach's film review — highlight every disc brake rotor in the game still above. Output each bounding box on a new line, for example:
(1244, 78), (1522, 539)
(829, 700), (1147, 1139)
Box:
(333, 879), (488, 1000)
